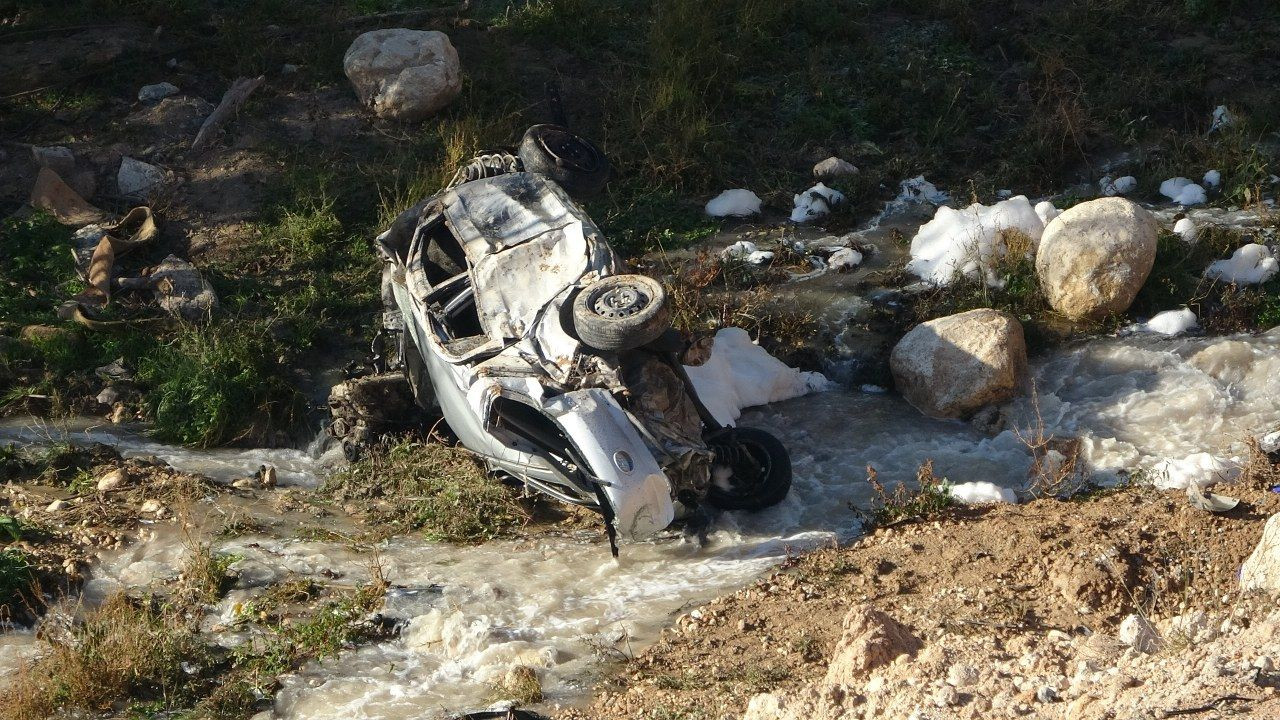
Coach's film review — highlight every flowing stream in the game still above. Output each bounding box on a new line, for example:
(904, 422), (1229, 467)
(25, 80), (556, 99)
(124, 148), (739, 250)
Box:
(2, 326), (1279, 716)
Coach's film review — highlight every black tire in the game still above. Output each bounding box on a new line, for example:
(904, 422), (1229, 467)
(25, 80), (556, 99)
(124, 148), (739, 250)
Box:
(572, 275), (671, 352)
(401, 327), (439, 413)
(517, 124), (609, 198)
(706, 427), (792, 511)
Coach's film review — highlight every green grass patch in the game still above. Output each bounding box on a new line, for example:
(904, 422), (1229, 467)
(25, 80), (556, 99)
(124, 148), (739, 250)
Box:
(324, 436), (529, 543)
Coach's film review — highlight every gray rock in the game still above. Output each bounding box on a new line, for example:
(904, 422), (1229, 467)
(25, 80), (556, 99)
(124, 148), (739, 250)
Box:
(147, 255), (218, 320)
(343, 29), (461, 121)
(31, 145), (76, 176)
(813, 156), (858, 180)
(1036, 686), (1060, 703)
(117, 157), (165, 200)
(1241, 513), (1280, 592)
(137, 82), (179, 103)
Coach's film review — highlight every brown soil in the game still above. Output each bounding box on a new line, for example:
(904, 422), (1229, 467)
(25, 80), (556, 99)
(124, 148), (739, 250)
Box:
(568, 472), (1280, 719)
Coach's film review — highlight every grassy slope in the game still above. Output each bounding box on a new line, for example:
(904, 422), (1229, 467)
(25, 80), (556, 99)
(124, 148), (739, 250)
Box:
(1, 0), (1278, 445)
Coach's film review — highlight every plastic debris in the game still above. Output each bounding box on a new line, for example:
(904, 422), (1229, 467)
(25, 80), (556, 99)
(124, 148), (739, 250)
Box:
(791, 182), (845, 223)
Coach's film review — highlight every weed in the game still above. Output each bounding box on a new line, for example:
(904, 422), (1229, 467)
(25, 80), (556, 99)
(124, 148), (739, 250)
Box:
(323, 435), (529, 543)
(178, 541), (239, 606)
(0, 548), (33, 615)
(0, 593), (207, 720)
(865, 460), (953, 526)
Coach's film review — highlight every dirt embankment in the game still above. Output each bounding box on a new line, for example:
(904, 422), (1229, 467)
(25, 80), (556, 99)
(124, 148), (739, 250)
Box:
(572, 473), (1280, 719)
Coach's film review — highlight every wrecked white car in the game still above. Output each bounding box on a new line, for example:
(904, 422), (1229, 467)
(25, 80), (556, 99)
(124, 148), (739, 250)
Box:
(370, 126), (792, 552)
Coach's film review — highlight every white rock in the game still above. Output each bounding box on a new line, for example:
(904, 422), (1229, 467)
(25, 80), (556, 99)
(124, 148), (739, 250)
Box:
(890, 308), (1028, 419)
(45, 499), (69, 513)
(1174, 217), (1198, 242)
(813, 156), (858, 179)
(1241, 513), (1280, 592)
(1260, 430), (1280, 455)
(96, 468), (127, 493)
(343, 29), (461, 121)
(1034, 197), (1159, 320)
(791, 182), (844, 222)
(117, 157), (165, 200)
(1203, 169), (1221, 188)
(827, 247), (862, 271)
(1205, 244), (1279, 285)
(705, 189), (762, 217)
(906, 195), (1046, 286)
(947, 663), (979, 687)
(1118, 614), (1162, 654)
(137, 82), (179, 103)
(140, 499), (165, 514)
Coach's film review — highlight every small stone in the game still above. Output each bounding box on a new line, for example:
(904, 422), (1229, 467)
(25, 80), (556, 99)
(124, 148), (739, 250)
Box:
(110, 403), (130, 424)
(813, 156), (858, 180)
(138, 82), (179, 103)
(231, 477), (256, 489)
(1254, 656), (1275, 672)
(947, 663), (978, 687)
(45, 499), (69, 513)
(259, 465), (277, 488)
(1118, 613), (1162, 654)
(932, 684), (959, 707)
(1036, 686), (1060, 703)
(117, 157), (165, 200)
(96, 468), (128, 492)
(96, 386), (120, 406)
(140, 499), (164, 514)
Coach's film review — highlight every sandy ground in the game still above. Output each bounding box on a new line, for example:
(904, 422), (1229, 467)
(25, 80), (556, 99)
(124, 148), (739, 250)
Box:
(566, 458), (1280, 720)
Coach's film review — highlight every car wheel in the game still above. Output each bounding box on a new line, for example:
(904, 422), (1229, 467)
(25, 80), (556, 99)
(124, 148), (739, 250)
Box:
(517, 124), (610, 198)
(706, 427), (792, 511)
(572, 274), (671, 352)
(401, 327), (439, 413)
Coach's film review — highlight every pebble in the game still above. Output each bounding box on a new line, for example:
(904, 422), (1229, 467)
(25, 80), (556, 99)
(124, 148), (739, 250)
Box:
(140, 499), (165, 514)
(46, 499), (69, 513)
(96, 468), (128, 492)
(947, 662), (978, 687)
(1036, 686), (1060, 703)
(932, 684), (959, 707)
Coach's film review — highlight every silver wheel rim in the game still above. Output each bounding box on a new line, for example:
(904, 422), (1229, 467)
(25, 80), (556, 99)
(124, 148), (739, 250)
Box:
(592, 284), (649, 318)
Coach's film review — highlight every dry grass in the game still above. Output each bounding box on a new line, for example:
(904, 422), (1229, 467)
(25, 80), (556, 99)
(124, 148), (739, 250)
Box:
(864, 460), (954, 526)
(0, 593), (204, 720)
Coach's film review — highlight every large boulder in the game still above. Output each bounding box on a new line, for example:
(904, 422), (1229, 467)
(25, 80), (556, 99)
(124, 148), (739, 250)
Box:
(343, 29), (461, 121)
(1034, 197), (1159, 320)
(824, 605), (921, 685)
(1241, 513), (1280, 593)
(889, 308), (1028, 419)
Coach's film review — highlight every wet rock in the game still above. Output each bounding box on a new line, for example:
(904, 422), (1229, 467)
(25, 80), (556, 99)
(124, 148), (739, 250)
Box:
(117, 157), (165, 200)
(96, 468), (128, 493)
(824, 605), (922, 685)
(1241, 513), (1280, 592)
(813, 156), (858, 180)
(343, 29), (461, 121)
(328, 373), (424, 448)
(1035, 198), (1158, 321)
(137, 82), (179, 103)
(890, 308), (1028, 419)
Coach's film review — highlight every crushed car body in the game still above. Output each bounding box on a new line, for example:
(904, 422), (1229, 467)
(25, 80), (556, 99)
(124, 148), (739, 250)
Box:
(348, 125), (793, 552)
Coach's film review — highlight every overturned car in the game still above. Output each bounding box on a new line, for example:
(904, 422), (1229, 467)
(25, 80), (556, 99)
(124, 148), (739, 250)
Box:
(350, 126), (791, 551)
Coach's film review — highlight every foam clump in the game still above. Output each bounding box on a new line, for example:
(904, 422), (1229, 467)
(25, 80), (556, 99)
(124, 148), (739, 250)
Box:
(906, 195), (1048, 286)
(706, 189), (762, 217)
(1205, 244), (1279, 285)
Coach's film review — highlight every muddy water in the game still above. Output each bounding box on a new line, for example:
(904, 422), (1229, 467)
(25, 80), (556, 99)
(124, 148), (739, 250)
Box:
(3, 328), (1279, 717)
